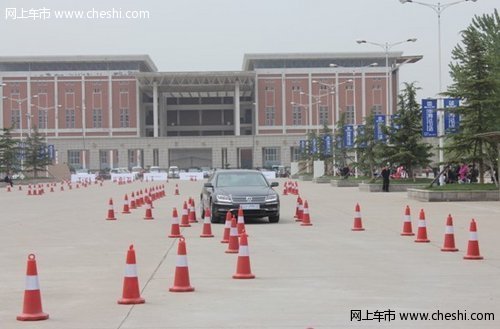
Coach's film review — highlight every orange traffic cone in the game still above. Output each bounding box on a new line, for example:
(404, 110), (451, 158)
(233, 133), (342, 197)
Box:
(130, 192), (137, 209)
(220, 211), (232, 244)
(441, 214), (458, 252)
(17, 254), (49, 321)
(301, 200), (312, 226)
(188, 199), (198, 223)
(122, 194), (131, 214)
(117, 245), (145, 304)
(180, 201), (190, 227)
(414, 209), (430, 243)
(296, 197), (304, 222)
(106, 198), (117, 220)
(169, 237), (194, 292)
(294, 196), (302, 221)
(233, 231), (255, 279)
(464, 219), (483, 260)
(143, 198), (154, 220)
(200, 208), (214, 238)
(169, 208), (182, 238)
(400, 205), (415, 236)
(237, 206), (246, 235)
(351, 203), (364, 231)
(175, 184), (179, 195)
(225, 217), (239, 253)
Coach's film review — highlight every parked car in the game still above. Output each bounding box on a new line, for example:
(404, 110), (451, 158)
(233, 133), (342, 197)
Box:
(200, 169), (280, 224)
(168, 166), (180, 178)
(131, 166), (145, 179)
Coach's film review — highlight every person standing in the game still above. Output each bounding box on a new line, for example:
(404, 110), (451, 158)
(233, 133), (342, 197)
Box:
(381, 165), (391, 192)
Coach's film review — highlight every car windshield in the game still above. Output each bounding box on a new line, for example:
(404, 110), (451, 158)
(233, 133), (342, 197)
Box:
(216, 172), (268, 187)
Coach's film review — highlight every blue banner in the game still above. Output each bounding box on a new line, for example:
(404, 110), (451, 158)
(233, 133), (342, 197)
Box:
(311, 137), (317, 154)
(343, 125), (354, 149)
(391, 114), (400, 131)
(356, 125), (366, 148)
(323, 135), (332, 156)
(422, 99), (438, 137)
(47, 144), (55, 160)
(374, 115), (386, 142)
(444, 98), (460, 133)
(299, 140), (307, 154)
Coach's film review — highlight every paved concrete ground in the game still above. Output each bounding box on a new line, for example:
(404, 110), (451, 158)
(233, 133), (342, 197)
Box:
(0, 179), (499, 329)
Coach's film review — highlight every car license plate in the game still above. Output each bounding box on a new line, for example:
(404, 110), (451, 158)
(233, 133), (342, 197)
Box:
(241, 204), (260, 210)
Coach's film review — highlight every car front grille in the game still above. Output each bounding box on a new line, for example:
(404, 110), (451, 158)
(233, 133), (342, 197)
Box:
(231, 196), (266, 203)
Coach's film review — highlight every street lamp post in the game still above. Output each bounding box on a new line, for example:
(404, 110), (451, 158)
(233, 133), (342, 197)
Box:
(356, 38), (417, 117)
(399, 0), (478, 184)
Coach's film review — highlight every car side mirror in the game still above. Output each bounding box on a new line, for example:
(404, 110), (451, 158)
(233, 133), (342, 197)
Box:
(204, 182), (214, 189)
(270, 182), (279, 187)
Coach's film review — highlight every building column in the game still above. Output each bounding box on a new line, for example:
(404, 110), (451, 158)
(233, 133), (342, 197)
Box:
(361, 71), (366, 122)
(109, 149), (114, 169)
(27, 76), (32, 136)
(108, 75), (113, 136)
(153, 82), (159, 137)
(234, 81), (240, 136)
(54, 76), (59, 137)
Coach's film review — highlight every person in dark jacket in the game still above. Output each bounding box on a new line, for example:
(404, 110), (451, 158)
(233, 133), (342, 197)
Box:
(3, 174), (14, 187)
(381, 165), (390, 192)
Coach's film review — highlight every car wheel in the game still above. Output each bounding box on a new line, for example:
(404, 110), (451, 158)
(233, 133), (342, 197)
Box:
(269, 213), (280, 223)
(210, 202), (220, 224)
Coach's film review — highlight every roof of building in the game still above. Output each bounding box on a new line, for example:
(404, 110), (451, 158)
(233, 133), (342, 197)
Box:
(242, 52), (422, 71)
(0, 55), (157, 72)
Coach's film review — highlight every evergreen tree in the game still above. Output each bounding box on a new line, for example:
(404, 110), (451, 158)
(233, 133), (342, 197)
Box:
(333, 113), (348, 171)
(0, 127), (20, 174)
(354, 113), (383, 178)
(24, 126), (52, 178)
(380, 82), (433, 181)
(445, 10), (500, 183)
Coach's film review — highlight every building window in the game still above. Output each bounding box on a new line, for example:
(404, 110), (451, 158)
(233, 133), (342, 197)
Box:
(292, 106), (302, 125)
(290, 146), (300, 162)
(345, 105), (355, 125)
(120, 109), (129, 128)
(291, 86), (301, 91)
(371, 105), (383, 115)
(93, 109), (102, 128)
(99, 150), (108, 170)
(65, 109), (75, 128)
(11, 109), (20, 129)
(345, 84), (353, 90)
(67, 150), (81, 168)
(153, 149), (159, 166)
(264, 86), (274, 91)
(319, 106), (329, 125)
(38, 109), (47, 129)
(262, 147), (280, 168)
(265, 106), (275, 126)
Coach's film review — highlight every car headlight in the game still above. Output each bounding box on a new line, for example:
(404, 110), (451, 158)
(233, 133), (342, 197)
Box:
(265, 194), (278, 202)
(216, 194), (232, 203)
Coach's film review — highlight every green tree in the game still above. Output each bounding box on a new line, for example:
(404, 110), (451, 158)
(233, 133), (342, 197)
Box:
(445, 10), (500, 183)
(333, 112), (348, 171)
(354, 113), (383, 178)
(0, 127), (20, 174)
(24, 126), (52, 178)
(380, 82), (433, 181)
